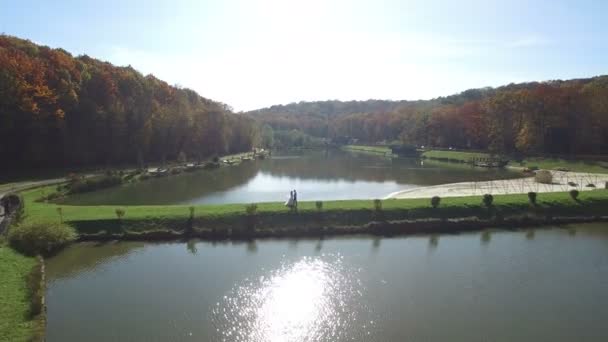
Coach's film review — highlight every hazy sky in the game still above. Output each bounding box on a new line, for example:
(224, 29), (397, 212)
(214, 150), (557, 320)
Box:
(1, 0), (607, 110)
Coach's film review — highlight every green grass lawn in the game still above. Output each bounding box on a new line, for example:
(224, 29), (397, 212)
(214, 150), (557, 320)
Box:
(421, 149), (608, 174)
(21, 185), (608, 233)
(515, 157), (608, 173)
(0, 244), (38, 342)
(342, 145), (392, 154)
(421, 150), (495, 161)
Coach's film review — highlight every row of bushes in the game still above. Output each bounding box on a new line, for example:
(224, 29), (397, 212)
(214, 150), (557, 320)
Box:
(93, 190), (583, 224)
(66, 174), (123, 194)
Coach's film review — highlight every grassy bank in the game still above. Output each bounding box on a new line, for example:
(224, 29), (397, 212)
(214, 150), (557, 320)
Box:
(0, 245), (44, 342)
(512, 157), (608, 173)
(421, 150), (494, 162)
(420, 149), (608, 173)
(342, 145), (393, 155)
(20, 185), (608, 240)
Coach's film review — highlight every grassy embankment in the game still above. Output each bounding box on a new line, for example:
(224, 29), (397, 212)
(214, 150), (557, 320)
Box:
(421, 150), (608, 173)
(20, 185), (608, 240)
(0, 244), (45, 342)
(342, 145), (393, 155)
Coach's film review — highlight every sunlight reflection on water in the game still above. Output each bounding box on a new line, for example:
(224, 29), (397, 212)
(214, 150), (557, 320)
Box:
(211, 254), (374, 341)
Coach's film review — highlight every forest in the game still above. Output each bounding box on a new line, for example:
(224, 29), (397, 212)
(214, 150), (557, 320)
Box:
(2, 34), (607, 170)
(0, 35), (260, 169)
(249, 78), (608, 155)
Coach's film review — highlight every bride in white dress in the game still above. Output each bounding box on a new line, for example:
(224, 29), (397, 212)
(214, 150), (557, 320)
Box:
(285, 190), (294, 208)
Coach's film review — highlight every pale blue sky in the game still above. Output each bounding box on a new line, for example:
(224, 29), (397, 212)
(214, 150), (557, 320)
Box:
(1, 0), (607, 110)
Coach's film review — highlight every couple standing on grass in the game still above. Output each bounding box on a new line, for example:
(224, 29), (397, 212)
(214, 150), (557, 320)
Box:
(285, 189), (298, 211)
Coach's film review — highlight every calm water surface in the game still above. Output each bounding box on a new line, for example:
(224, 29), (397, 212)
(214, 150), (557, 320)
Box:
(46, 223), (608, 341)
(61, 150), (521, 205)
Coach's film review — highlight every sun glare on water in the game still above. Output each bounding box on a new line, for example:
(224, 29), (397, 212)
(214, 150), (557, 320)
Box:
(212, 254), (373, 341)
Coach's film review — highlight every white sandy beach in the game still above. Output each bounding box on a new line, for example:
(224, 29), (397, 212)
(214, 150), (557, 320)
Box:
(385, 171), (608, 199)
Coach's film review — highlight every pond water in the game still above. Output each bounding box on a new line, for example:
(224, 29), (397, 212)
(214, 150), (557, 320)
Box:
(46, 223), (608, 341)
(60, 150), (521, 205)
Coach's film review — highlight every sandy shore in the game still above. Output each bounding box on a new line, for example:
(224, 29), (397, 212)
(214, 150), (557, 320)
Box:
(386, 171), (608, 199)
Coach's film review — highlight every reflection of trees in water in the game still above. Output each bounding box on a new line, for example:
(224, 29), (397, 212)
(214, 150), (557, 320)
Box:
(315, 239), (323, 252)
(64, 162), (259, 205)
(46, 242), (145, 281)
(525, 230), (535, 240)
(481, 231), (492, 244)
(186, 240), (198, 255)
(428, 235), (439, 249)
(246, 240), (258, 254)
(260, 151), (520, 185)
(372, 237), (381, 251)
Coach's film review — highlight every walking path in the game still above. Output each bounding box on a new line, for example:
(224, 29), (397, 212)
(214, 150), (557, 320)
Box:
(386, 171), (608, 199)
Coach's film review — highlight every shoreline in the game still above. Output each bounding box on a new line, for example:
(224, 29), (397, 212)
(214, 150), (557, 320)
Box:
(386, 171), (608, 199)
(75, 215), (608, 242)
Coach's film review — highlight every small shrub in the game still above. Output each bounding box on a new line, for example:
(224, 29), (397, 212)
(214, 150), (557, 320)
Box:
(569, 189), (579, 201)
(123, 171), (137, 181)
(67, 173), (82, 183)
(203, 162), (220, 170)
(315, 201), (323, 211)
(482, 194), (494, 207)
(373, 199), (382, 212)
(567, 181), (577, 187)
(245, 204), (258, 215)
(115, 208), (125, 220)
(534, 170), (553, 184)
(2, 193), (24, 221)
(178, 151), (187, 164)
(212, 156), (220, 163)
(586, 183), (595, 188)
(56, 207), (63, 223)
(431, 196), (441, 208)
(8, 222), (77, 256)
(189, 206), (195, 219)
(527, 192), (537, 205)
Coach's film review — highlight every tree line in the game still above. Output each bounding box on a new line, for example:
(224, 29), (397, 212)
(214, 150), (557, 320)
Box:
(250, 78), (608, 155)
(0, 35), (260, 169)
(3, 34), (607, 170)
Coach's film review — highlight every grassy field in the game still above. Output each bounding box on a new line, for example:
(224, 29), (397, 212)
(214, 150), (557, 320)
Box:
(514, 157), (608, 173)
(0, 244), (38, 342)
(420, 150), (608, 173)
(342, 145), (393, 155)
(20, 185), (608, 238)
(421, 150), (494, 161)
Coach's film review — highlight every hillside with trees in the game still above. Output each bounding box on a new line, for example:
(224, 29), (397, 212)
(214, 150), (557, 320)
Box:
(249, 78), (608, 155)
(0, 35), (260, 169)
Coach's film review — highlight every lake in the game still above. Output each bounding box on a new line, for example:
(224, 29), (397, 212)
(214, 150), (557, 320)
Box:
(46, 223), (608, 341)
(60, 150), (521, 205)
